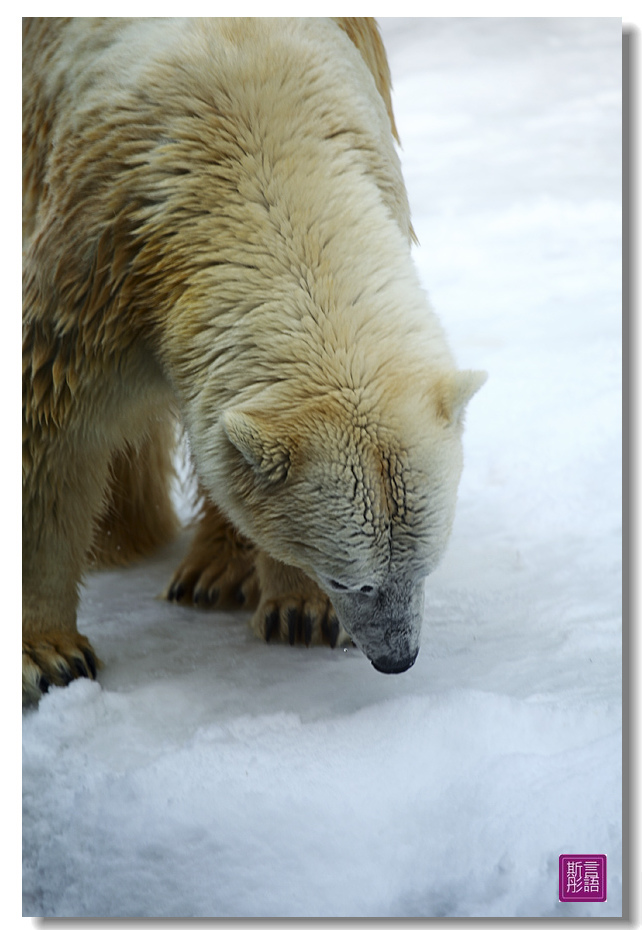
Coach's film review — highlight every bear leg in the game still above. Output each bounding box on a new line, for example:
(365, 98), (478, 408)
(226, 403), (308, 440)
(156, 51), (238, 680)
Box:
(90, 417), (179, 568)
(22, 442), (108, 705)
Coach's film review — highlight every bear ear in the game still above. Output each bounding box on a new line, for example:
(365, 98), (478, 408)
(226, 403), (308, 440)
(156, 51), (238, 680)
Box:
(434, 370), (487, 426)
(221, 408), (291, 483)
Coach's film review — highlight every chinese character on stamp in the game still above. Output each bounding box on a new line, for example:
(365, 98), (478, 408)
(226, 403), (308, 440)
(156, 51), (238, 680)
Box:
(559, 854), (607, 903)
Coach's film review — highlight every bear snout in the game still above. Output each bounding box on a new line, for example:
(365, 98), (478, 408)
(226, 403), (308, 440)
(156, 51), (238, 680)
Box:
(331, 576), (424, 674)
(371, 648), (419, 675)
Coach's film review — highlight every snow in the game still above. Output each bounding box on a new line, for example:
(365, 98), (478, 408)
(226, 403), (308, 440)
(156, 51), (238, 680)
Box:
(22, 17), (623, 919)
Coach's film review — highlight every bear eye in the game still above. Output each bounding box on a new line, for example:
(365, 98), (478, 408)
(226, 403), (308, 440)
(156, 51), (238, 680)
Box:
(329, 579), (348, 591)
(328, 580), (375, 595)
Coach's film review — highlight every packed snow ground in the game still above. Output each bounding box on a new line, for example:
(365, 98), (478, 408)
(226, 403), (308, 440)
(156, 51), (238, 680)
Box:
(22, 18), (622, 918)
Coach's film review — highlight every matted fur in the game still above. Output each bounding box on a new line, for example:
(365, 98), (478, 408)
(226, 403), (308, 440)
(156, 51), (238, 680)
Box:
(89, 419), (179, 568)
(22, 17), (485, 704)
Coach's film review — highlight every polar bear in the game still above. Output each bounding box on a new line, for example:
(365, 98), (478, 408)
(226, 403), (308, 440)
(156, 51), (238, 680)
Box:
(22, 17), (485, 704)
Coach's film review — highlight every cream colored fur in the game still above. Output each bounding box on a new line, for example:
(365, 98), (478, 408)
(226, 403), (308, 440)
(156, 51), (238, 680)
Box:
(22, 17), (485, 703)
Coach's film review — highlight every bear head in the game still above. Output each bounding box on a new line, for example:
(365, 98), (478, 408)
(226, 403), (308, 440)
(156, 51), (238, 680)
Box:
(207, 369), (486, 673)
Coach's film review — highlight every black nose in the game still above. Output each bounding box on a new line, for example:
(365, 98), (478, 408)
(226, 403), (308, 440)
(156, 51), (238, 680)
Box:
(371, 650), (418, 675)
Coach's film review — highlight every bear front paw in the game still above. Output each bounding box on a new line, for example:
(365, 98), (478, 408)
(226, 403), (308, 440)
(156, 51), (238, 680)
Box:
(22, 632), (100, 706)
(251, 594), (351, 648)
(166, 539), (259, 610)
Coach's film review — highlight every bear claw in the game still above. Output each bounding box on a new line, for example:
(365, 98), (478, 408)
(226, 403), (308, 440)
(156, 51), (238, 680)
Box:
(166, 558), (259, 611)
(168, 581), (185, 602)
(322, 614), (341, 648)
(82, 647), (98, 678)
(304, 613), (313, 646)
(254, 596), (349, 649)
(286, 607), (298, 645)
(193, 586), (218, 607)
(22, 632), (101, 706)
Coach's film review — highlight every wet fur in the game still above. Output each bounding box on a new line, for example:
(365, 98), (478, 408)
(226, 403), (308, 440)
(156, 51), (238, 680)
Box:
(22, 17), (484, 703)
